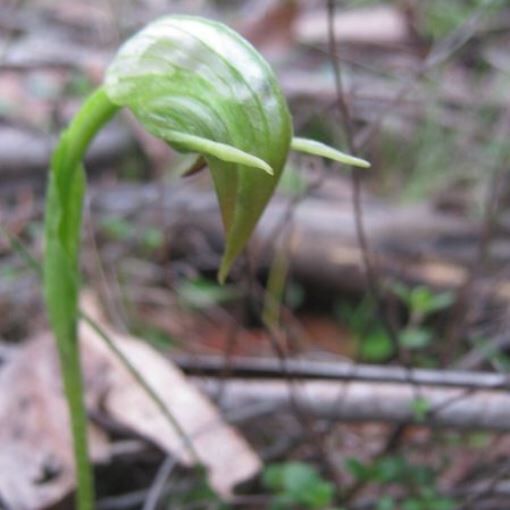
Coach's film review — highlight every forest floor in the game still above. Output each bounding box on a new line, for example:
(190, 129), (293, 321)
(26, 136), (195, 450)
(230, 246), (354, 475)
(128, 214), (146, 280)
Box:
(1, 1), (510, 509)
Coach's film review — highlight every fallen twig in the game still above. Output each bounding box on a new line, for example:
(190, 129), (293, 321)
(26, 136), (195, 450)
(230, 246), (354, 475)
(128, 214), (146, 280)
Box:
(195, 376), (510, 432)
(175, 354), (510, 391)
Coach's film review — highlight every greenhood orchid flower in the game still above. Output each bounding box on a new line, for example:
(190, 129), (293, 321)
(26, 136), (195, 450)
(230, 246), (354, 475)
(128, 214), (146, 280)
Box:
(43, 15), (369, 510)
(104, 15), (369, 281)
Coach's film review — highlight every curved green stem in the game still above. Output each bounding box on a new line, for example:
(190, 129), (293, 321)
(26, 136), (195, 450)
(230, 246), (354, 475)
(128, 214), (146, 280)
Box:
(44, 87), (119, 510)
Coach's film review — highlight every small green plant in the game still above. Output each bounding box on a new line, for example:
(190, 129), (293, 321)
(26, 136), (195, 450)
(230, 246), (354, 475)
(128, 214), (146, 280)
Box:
(177, 276), (239, 310)
(99, 216), (134, 241)
(410, 396), (432, 422)
(263, 461), (337, 510)
(337, 284), (453, 362)
(471, 336), (510, 370)
(337, 297), (394, 362)
(422, 0), (503, 40)
(166, 467), (230, 509)
(100, 216), (164, 252)
(392, 283), (454, 359)
(391, 283), (454, 321)
(345, 455), (456, 510)
(43, 15), (369, 509)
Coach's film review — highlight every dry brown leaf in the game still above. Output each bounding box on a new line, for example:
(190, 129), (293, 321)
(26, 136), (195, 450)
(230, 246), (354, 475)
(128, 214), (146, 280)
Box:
(0, 292), (260, 507)
(0, 335), (110, 510)
(80, 292), (261, 497)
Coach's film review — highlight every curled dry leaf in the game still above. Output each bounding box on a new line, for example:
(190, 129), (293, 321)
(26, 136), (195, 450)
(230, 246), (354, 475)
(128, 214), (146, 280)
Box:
(79, 292), (261, 497)
(0, 336), (109, 510)
(0, 293), (260, 507)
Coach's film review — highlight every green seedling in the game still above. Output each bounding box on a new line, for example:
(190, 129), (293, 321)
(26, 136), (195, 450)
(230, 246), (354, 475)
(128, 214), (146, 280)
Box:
(263, 461), (336, 510)
(391, 283), (454, 322)
(177, 276), (239, 310)
(392, 283), (454, 359)
(338, 284), (453, 362)
(337, 298), (394, 362)
(346, 455), (456, 510)
(411, 396), (432, 422)
(43, 15), (369, 509)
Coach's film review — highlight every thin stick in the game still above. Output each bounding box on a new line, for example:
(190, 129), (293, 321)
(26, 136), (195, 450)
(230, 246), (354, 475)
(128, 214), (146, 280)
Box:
(142, 455), (178, 510)
(173, 353), (510, 391)
(325, 2), (419, 502)
(326, 0), (402, 358)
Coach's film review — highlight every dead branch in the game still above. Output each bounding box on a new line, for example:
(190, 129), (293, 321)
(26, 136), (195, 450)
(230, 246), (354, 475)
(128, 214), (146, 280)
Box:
(0, 122), (132, 183)
(195, 376), (510, 432)
(174, 354), (510, 391)
(90, 183), (510, 297)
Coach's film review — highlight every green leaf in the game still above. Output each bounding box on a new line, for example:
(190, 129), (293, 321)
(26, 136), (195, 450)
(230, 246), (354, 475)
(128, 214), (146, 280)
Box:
(104, 15), (292, 281)
(283, 462), (318, 494)
(282, 462), (334, 509)
(177, 277), (239, 309)
(263, 464), (286, 492)
(377, 496), (396, 510)
(359, 329), (394, 362)
(264, 462), (334, 509)
(100, 216), (134, 241)
(411, 397), (431, 422)
(345, 458), (373, 482)
(374, 456), (407, 483)
(302, 481), (334, 509)
(291, 137), (371, 168)
(141, 227), (164, 251)
(399, 327), (432, 350)
(426, 291), (455, 314)
(402, 499), (424, 510)
(389, 281), (412, 304)
(409, 286), (454, 316)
